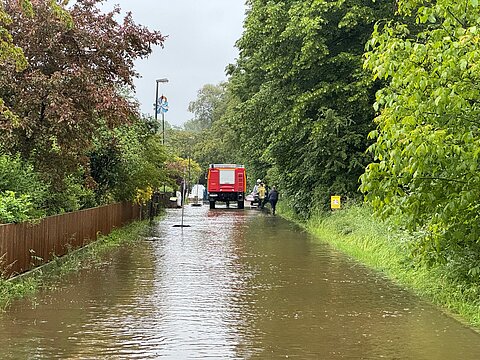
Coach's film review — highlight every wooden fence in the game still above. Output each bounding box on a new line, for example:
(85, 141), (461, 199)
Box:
(0, 202), (141, 278)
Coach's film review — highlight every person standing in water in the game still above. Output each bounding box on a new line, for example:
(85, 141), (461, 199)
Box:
(258, 182), (266, 209)
(268, 186), (279, 215)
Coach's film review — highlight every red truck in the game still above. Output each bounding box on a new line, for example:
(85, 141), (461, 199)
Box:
(207, 164), (246, 209)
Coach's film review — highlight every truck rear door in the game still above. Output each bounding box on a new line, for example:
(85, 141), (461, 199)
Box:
(207, 169), (220, 192)
(235, 168), (245, 193)
(219, 169), (235, 192)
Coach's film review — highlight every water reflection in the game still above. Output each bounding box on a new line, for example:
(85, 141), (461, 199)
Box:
(0, 205), (479, 359)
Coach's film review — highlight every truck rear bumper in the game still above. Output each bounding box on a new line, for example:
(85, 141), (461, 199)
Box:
(209, 192), (244, 202)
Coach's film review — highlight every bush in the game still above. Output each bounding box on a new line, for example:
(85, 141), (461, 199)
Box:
(0, 155), (45, 195)
(43, 174), (96, 215)
(0, 191), (37, 224)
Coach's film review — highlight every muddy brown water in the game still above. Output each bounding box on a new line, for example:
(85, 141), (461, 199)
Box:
(0, 205), (479, 359)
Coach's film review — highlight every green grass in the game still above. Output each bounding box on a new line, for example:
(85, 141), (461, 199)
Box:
(278, 202), (480, 330)
(0, 219), (153, 311)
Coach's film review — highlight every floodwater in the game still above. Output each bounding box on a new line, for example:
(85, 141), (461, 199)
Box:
(0, 205), (479, 359)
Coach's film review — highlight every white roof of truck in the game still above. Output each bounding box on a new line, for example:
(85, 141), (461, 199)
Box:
(209, 164), (244, 168)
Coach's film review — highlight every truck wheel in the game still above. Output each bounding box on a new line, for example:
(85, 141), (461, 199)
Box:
(209, 201), (215, 209)
(237, 201), (244, 209)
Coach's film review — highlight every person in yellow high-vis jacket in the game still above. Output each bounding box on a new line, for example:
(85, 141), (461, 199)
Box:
(258, 182), (266, 209)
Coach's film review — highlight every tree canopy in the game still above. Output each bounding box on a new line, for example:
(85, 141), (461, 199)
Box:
(225, 0), (395, 217)
(0, 0), (174, 222)
(184, 83), (228, 132)
(0, 0), (164, 184)
(360, 0), (480, 268)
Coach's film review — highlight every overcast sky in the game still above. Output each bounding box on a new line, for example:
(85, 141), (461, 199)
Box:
(100, 0), (247, 127)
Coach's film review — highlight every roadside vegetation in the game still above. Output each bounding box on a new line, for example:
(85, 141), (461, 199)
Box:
(0, 219), (152, 311)
(0, 0), (198, 224)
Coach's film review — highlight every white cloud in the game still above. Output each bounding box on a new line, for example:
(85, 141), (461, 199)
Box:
(100, 0), (246, 126)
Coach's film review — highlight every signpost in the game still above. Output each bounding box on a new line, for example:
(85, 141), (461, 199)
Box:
(154, 78), (169, 145)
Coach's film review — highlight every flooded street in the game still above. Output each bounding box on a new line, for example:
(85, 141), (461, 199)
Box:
(1, 205), (480, 359)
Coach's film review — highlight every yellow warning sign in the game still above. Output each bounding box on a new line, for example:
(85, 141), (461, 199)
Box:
(331, 196), (341, 210)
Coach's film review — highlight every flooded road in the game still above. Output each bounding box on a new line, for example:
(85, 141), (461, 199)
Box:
(1, 205), (480, 359)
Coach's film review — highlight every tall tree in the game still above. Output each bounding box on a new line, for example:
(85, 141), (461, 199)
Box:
(0, 0), (31, 121)
(0, 0), (165, 184)
(184, 83), (228, 132)
(228, 0), (396, 217)
(174, 83), (243, 173)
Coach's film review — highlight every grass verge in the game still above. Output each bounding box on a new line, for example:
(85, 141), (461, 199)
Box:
(0, 219), (153, 311)
(278, 202), (480, 330)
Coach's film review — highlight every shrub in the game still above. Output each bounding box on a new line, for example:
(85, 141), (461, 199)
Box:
(0, 155), (47, 203)
(0, 191), (37, 224)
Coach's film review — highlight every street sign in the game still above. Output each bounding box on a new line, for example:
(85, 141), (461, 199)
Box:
(331, 195), (341, 210)
(156, 95), (169, 114)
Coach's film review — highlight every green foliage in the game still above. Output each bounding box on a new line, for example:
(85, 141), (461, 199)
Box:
(167, 129), (199, 160)
(0, 154), (46, 203)
(90, 118), (169, 203)
(227, 0), (396, 217)
(164, 156), (203, 190)
(0, 1), (31, 128)
(0, 154), (47, 220)
(0, 2), (168, 220)
(43, 173), (96, 215)
(0, 0), (165, 185)
(171, 82), (244, 178)
(0, 153), (96, 219)
(192, 110), (244, 171)
(0, 191), (36, 223)
(0, 273), (38, 310)
(0, 3), (28, 72)
(185, 83), (228, 132)
(360, 0), (480, 264)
